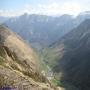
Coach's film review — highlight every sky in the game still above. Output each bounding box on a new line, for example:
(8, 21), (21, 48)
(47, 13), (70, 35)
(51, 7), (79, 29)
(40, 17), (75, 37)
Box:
(0, 0), (90, 17)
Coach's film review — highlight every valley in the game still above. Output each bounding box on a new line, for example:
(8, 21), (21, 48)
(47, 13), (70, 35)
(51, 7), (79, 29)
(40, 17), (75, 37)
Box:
(0, 11), (90, 90)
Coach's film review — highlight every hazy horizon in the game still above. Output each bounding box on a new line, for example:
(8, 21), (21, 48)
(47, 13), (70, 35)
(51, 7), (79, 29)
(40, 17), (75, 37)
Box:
(0, 0), (90, 17)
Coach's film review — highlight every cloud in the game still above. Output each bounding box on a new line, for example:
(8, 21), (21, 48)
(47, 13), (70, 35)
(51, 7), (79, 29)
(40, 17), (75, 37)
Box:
(61, 2), (82, 15)
(0, 1), (84, 17)
(36, 2), (82, 16)
(0, 10), (23, 17)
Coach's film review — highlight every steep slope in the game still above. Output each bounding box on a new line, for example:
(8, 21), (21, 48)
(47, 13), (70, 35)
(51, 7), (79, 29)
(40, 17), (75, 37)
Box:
(0, 25), (57, 90)
(45, 19), (90, 90)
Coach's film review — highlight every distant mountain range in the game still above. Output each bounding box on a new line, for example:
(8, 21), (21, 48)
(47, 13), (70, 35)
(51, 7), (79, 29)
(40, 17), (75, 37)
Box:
(0, 16), (10, 24)
(2, 11), (90, 50)
(3, 14), (74, 49)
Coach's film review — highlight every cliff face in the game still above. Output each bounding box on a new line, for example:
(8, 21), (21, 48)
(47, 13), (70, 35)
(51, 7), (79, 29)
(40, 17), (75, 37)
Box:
(0, 25), (57, 90)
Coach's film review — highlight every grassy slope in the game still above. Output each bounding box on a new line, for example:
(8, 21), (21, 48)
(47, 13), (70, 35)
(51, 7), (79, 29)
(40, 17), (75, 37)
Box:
(0, 44), (56, 90)
(41, 47), (63, 68)
(0, 25), (57, 90)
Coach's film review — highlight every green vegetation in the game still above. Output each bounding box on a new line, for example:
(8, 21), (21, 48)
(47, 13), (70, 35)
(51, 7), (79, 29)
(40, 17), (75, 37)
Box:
(0, 57), (5, 65)
(32, 48), (49, 72)
(0, 47), (7, 66)
(0, 47), (6, 58)
(41, 48), (61, 68)
(51, 78), (60, 86)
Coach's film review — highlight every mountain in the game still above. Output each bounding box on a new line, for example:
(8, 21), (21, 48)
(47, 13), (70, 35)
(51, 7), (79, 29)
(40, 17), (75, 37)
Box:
(4, 14), (75, 49)
(0, 16), (10, 24)
(1, 12), (90, 50)
(2, 12), (90, 89)
(74, 11), (90, 26)
(44, 19), (90, 90)
(0, 25), (58, 90)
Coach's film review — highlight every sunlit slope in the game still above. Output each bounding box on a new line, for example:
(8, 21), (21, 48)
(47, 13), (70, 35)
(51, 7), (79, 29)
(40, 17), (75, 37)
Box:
(0, 25), (57, 90)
